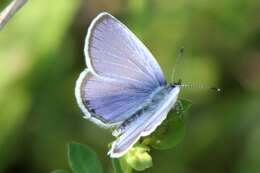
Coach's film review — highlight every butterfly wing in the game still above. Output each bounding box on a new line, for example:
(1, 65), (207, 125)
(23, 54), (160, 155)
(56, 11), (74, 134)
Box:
(109, 86), (180, 157)
(85, 12), (166, 88)
(75, 12), (166, 127)
(75, 69), (154, 127)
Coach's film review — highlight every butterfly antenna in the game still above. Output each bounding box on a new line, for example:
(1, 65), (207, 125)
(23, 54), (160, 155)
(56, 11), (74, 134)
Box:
(171, 47), (185, 83)
(179, 84), (221, 92)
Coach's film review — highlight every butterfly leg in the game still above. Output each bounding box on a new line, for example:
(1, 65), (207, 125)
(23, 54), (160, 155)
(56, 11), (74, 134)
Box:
(174, 100), (184, 114)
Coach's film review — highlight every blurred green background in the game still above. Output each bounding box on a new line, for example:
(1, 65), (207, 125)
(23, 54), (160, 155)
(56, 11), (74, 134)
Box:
(0, 0), (260, 173)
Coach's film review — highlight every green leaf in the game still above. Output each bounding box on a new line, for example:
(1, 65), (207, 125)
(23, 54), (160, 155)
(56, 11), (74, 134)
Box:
(68, 143), (102, 173)
(111, 158), (124, 173)
(148, 115), (185, 150)
(144, 99), (192, 150)
(51, 169), (71, 173)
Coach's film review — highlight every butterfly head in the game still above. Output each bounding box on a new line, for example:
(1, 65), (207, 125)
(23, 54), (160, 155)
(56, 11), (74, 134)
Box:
(170, 79), (182, 88)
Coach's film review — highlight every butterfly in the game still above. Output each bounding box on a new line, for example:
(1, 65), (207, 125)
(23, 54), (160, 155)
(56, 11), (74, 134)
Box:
(75, 12), (181, 158)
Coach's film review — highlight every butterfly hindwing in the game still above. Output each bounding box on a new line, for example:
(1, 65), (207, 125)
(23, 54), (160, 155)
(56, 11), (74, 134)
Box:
(75, 69), (153, 127)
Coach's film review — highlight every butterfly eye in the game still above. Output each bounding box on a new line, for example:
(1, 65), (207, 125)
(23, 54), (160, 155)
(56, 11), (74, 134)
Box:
(177, 79), (182, 85)
(172, 79), (182, 86)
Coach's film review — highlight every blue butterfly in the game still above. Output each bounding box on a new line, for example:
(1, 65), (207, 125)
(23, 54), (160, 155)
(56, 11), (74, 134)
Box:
(75, 12), (181, 158)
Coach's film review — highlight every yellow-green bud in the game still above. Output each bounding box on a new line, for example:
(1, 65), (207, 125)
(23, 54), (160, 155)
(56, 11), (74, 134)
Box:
(124, 145), (153, 171)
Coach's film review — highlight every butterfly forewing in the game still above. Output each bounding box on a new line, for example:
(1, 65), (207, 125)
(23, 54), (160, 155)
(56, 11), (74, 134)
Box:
(85, 12), (166, 87)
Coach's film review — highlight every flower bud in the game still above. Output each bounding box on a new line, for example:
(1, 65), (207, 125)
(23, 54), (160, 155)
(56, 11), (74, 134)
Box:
(124, 145), (153, 171)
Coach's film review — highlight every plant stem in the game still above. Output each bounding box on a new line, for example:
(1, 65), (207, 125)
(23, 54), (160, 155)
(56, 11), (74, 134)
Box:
(0, 0), (27, 29)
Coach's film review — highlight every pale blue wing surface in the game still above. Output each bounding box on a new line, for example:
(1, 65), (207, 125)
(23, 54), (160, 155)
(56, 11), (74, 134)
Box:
(76, 12), (167, 126)
(85, 12), (166, 89)
(76, 69), (154, 125)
